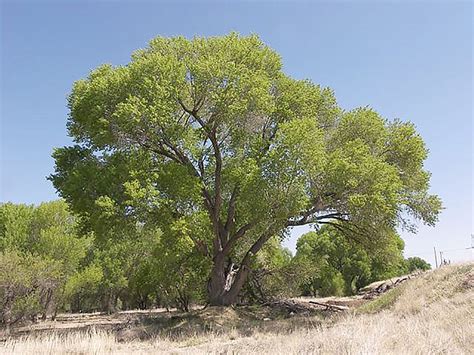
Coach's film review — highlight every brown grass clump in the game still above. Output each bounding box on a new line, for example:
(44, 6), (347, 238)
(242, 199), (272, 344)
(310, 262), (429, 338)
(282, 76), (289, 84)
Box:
(2, 262), (473, 354)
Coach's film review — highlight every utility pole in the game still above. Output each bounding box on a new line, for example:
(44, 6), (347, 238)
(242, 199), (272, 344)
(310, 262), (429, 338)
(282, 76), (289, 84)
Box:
(434, 246), (438, 268)
(439, 251), (444, 266)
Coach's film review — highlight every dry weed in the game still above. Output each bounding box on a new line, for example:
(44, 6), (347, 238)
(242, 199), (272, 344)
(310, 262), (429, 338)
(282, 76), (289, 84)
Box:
(2, 263), (472, 354)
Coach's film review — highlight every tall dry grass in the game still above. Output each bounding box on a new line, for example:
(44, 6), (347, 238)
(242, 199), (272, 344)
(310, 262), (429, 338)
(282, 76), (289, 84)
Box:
(2, 263), (472, 354)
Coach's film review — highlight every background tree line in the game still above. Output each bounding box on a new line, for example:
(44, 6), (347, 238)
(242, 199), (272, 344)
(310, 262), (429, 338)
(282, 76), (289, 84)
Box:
(0, 200), (430, 328)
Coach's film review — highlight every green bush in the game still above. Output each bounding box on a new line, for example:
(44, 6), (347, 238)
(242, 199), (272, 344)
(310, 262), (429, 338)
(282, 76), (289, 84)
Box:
(0, 251), (63, 327)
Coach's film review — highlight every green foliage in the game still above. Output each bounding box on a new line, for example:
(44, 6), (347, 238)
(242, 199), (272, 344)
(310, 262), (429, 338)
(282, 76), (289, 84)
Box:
(405, 257), (431, 272)
(0, 251), (63, 325)
(295, 226), (407, 296)
(49, 33), (441, 305)
(64, 264), (103, 313)
(243, 237), (300, 302)
(0, 199), (211, 316)
(357, 285), (406, 314)
(152, 218), (211, 311)
(0, 201), (89, 324)
(369, 234), (407, 281)
(78, 226), (162, 313)
(0, 203), (34, 251)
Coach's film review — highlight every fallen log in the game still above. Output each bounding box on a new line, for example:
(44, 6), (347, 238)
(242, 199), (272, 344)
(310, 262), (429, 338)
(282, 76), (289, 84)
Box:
(308, 301), (349, 312)
(263, 300), (321, 314)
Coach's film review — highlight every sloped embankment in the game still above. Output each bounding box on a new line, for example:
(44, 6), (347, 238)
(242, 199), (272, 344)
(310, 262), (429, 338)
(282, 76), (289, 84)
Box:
(177, 263), (474, 354)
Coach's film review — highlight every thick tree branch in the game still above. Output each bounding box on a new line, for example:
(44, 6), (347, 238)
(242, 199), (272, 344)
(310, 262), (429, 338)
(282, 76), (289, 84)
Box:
(137, 140), (182, 164)
(219, 225), (275, 304)
(286, 212), (347, 227)
(241, 227), (274, 268)
(317, 220), (365, 245)
(222, 222), (254, 255)
(224, 185), (240, 238)
(209, 127), (223, 218)
(179, 98), (224, 252)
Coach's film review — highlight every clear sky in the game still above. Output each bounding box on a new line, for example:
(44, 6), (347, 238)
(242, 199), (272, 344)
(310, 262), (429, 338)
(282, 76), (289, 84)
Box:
(1, 1), (472, 265)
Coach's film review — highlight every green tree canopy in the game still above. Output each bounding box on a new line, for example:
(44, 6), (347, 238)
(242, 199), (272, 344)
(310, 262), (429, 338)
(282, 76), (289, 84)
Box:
(405, 256), (431, 272)
(294, 226), (406, 296)
(0, 201), (90, 324)
(50, 33), (441, 305)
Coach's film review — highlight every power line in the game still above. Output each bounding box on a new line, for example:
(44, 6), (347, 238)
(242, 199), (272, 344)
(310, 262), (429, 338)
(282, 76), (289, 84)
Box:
(439, 248), (472, 253)
(405, 251), (435, 257)
(406, 247), (471, 258)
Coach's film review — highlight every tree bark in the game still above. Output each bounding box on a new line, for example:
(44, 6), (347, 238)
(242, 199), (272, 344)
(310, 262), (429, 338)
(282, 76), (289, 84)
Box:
(41, 288), (54, 321)
(207, 228), (274, 306)
(207, 253), (228, 305)
(208, 268), (248, 306)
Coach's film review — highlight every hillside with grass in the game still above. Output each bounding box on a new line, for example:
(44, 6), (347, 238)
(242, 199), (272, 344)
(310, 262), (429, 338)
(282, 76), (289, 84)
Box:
(2, 262), (472, 354)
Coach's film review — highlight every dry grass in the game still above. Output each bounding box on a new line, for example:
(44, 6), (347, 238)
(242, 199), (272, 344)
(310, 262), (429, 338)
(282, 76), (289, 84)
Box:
(2, 262), (473, 354)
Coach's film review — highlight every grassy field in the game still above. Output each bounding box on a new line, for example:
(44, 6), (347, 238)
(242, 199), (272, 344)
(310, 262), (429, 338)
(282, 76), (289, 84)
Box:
(1, 262), (472, 354)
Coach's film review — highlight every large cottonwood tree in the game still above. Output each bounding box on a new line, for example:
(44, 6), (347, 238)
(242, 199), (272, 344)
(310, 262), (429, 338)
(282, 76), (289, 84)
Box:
(50, 33), (441, 306)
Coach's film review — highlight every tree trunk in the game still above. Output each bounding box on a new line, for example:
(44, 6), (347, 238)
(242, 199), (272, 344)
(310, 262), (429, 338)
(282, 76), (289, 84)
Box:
(41, 288), (54, 321)
(2, 291), (14, 333)
(207, 254), (228, 305)
(102, 292), (116, 314)
(207, 255), (250, 306)
(207, 228), (274, 306)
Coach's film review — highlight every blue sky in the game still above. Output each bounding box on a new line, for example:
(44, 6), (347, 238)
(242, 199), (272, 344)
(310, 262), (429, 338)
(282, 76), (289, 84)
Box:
(1, 1), (472, 265)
